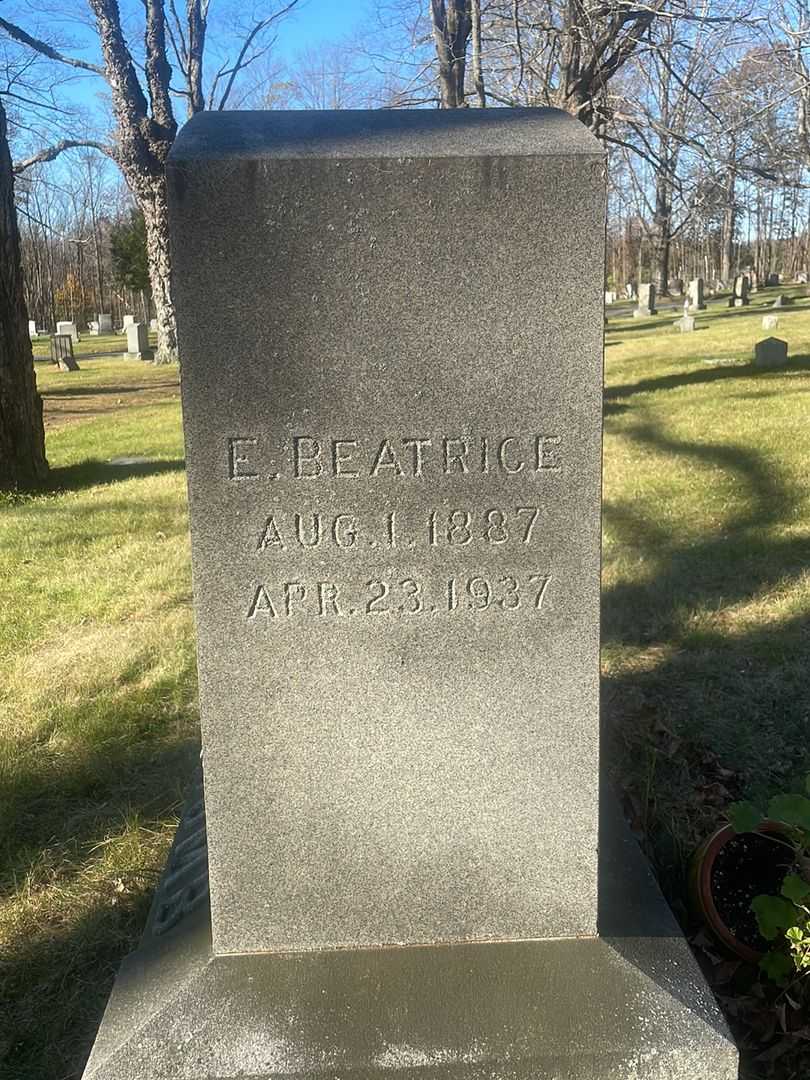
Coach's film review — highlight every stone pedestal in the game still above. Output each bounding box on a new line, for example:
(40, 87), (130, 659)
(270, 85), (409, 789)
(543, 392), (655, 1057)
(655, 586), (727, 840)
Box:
(81, 108), (737, 1080)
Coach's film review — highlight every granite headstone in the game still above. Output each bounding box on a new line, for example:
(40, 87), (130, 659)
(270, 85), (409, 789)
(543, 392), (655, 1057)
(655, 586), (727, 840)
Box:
(754, 336), (788, 369)
(81, 108), (737, 1080)
(634, 282), (657, 316)
(126, 322), (151, 360)
(687, 277), (706, 310)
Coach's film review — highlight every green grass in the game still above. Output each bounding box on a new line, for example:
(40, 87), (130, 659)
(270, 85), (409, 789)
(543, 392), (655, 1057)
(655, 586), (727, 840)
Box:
(0, 360), (196, 1079)
(2, 288), (810, 1078)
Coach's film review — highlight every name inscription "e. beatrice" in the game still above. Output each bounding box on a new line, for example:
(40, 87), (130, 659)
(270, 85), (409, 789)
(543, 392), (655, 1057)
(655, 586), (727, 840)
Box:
(227, 433), (562, 481)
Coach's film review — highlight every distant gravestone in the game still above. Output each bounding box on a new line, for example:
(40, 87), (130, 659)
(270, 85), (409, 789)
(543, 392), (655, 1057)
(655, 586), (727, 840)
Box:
(633, 282), (657, 316)
(687, 277), (706, 310)
(754, 336), (788, 369)
(28, 319), (37, 338)
(670, 277), (684, 295)
(126, 322), (151, 360)
(81, 108), (737, 1080)
(729, 274), (749, 307)
(624, 282), (636, 299)
(748, 271), (758, 293)
(50, 334), (79, 371)
(98, 313), (113, 333)
(762, 314), (779, 330)
(121, 314), (136, 333)
(673, 315), (695, 332)
(149, 317), (158, 331)
(767, 272), (780, 286)
(796, 271), (808, 284)
(56, 320), (79, 342)
(604, 290), (616, 304)
(772, 294), (791, 308)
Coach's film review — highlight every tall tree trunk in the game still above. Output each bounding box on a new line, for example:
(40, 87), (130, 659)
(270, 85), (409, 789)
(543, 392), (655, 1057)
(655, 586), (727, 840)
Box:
(431, 0), (472, 108)
(0, 99), (48, 491)
(140, 177), (177, 363)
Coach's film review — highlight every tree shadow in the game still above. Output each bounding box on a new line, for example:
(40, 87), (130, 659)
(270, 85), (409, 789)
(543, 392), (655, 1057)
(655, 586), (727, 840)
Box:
(47, 458), (186, 492)
(0, 656), (200, 1079)
(601, 420), (810, 908)
(44, 382), (178, 400)
(604, 355), (810, 411)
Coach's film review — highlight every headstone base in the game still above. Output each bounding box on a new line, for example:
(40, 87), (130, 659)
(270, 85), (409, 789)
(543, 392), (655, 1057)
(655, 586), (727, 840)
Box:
(632, 307), (656, 318)
(82, 792), (737, 1080)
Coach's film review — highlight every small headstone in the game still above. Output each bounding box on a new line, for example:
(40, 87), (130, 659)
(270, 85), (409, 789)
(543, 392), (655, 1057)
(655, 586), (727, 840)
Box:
(28, 319), (37, 338)
(670, 277), (683, 295)
(50, 333), (79, 371)
(624, 282), (636, 300)
(754, 336), (788, 369)
(687, 277), (706, 310)
(796, 271), (808, 284)
(633, 282), (657, 316)
(673, 315), (695, 332)
(604, 290), (616, 304)
(88, 320), (99, 335)
(98, 313), (114, 333)
(126, 321), (152, 360)
(82, 108), (737, 1080)
(121, 314), (136, 333)
(732, 274), (749, 306)
(772, 294), (791, 308)
(56, 320), (79, 342)
(748, 271), (758, 293)
(762, 315), (779, 330)
(767, 272), (780, 287)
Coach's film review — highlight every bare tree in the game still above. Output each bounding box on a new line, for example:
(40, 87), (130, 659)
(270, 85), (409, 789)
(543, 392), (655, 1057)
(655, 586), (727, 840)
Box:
(0, 95), (47, 491)
(1, 0), (299, 364)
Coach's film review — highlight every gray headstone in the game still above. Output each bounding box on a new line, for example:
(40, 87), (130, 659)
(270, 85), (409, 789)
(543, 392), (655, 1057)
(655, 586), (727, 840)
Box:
(634, 282), (656, 316)
(98, 313), (113, 333)
(762, 314), (779, 330)
(82, 109), (737, 1080)
(767, 272), (780, 286)
(673, 315), (695, 332)
(732, 274), (749, 306)
(56, 319), (79, 342)
(687, 277), (706, 310)
(126, 321), (151, 360)
(670, 277), (683, 295)
(754, 336), (788, 369)
(50, 333), (79, 371)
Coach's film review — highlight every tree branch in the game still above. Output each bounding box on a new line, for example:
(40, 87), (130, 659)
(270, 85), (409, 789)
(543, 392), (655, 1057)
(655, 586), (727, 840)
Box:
(217, 1), (300, 111)
(0, 17), (105, 76)
(13, 138), (114, 174)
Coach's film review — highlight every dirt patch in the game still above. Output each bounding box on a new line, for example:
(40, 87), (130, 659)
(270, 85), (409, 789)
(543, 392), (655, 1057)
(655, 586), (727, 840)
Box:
(42, 379), (180, 431)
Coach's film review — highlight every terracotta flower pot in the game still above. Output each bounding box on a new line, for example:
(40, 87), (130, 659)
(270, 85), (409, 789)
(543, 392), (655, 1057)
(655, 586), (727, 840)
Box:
(690, 820), (793, 963)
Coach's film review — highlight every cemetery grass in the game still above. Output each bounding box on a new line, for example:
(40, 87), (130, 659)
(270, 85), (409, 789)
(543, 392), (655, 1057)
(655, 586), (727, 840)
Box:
(0, 358), (196, 1080)
(0, 290), (808, 1076)
(604, 287), (810, 1076)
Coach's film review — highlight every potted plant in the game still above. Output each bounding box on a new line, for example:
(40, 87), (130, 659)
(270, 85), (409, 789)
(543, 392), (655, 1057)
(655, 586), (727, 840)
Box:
(691, 776), (810, 982)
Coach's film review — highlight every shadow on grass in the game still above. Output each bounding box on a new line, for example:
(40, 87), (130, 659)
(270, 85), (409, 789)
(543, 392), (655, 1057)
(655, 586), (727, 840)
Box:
(48, 458), (186, 492)
(601, 420), (810, 906)
(0, 658), (200, 1080)
(44, 381), (177, 400)
(604, 355), (810, 411)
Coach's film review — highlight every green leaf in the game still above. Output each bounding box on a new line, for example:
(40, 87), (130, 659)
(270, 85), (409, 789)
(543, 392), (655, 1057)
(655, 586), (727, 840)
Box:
(760, 949), (794, 985)
(752, 895), (797, 940)
(781, 874), (810, 904)
(728, 801), (763, 833)
(767, 794), (810, 831)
